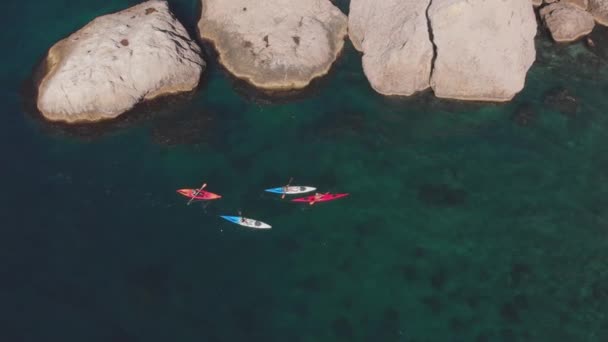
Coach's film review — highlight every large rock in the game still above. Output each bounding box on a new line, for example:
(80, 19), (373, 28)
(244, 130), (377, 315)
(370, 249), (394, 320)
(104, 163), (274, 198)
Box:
(565, 0), (589, 10)
(348, 0), (433, 96)
(532, 0), (543, 7)
(36, 1), (204, 123)
(198, 0), (347, 90)
(541, 3), (595, 42)
(428, 0), (537, 102)
(542, 0), (587, 7)
(589, 0), (608, 25)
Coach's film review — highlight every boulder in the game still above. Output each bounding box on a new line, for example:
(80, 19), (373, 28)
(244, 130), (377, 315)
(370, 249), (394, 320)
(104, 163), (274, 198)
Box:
(428, 0), (537, 102)
(532, 0), (543, 7)
(348, 0), (433, 96)
(564, 0), (589, 10)
(541, 3), (595, 42)
(589, 0), (608, 25)
(197, 0), (347, 90)
(37, 1), (204, 123)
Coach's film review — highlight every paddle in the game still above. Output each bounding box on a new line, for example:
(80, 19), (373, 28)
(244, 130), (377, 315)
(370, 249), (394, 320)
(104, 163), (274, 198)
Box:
(187, 183), (207, 206)
(281, 177), (293, 199)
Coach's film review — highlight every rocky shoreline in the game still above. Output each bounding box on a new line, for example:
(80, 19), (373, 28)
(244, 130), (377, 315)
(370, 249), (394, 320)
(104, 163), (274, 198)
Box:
(33, 0), (608, 123)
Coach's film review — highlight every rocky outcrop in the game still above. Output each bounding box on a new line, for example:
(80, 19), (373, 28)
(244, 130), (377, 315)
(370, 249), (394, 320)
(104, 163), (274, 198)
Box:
(349, 0), (536, 102)
(541, 3), (595, 42)
(198, 0), (347, 90)
(589, 0), (608, 25)
(566, 0), (589, 9)
(348, 0), (433, 96)
(36, 1), (204, 123)
(540, 0), (587, 8)
(428, 0), (537, 101)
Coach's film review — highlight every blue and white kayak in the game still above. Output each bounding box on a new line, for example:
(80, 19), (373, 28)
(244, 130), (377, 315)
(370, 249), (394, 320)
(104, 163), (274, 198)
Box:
(265, 186), (316, 195)
(220, 216), (271, 229)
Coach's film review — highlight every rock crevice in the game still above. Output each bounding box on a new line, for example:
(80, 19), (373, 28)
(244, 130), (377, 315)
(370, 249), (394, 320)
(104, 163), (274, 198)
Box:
(425, 0), (437, 82)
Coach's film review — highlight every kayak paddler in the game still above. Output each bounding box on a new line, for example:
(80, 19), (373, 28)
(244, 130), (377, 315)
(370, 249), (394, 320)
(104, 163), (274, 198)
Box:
(309, 192), (325, 206)
(282, 177), (294, 199)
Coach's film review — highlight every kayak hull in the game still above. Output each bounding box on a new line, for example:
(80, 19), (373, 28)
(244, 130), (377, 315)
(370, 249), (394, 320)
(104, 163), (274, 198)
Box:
(177, 189), (222, 200)
(291, 193), (349, 203)
(265, 186), (316, 195)
(220, 216), (271, 229)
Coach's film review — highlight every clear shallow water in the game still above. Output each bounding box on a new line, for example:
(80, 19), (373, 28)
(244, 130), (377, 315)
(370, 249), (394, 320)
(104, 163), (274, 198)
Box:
(2, 1), (608, 341)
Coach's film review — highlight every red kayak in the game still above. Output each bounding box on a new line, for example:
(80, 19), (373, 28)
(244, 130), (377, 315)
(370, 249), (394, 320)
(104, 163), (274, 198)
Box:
(291, 193), (349, 204)
(176, 189), (222, 200)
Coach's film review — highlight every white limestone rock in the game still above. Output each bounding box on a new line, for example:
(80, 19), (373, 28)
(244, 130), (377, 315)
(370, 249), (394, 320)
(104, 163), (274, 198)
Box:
(37, 1), (204, 123)
(348, 0), (434, 96)
(589, 0), (608, 25)
(541, 2), (595, 42)
(197, 0), (347, 90)
(428, 0), (537, 102)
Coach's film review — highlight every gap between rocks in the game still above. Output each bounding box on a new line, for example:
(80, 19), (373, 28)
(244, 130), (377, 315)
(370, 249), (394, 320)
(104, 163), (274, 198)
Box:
(425, 0), (437, 81)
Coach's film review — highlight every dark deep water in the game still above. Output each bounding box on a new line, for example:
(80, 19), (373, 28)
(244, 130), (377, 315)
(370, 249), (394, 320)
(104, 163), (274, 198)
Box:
(2, 0), (608, 341)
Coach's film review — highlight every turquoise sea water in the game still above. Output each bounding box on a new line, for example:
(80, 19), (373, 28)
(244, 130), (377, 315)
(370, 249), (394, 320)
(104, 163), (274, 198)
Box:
(2, 0), (608, 341)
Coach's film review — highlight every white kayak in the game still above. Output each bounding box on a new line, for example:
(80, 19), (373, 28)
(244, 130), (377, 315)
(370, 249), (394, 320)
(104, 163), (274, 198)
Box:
(264, 186), (316, 195)
(220, 216), (271, 229)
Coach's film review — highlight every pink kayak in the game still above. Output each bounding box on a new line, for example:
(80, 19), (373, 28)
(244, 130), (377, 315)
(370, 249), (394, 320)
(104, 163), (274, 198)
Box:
(176, 189), (222, 200)
(291, 193), (349, 204)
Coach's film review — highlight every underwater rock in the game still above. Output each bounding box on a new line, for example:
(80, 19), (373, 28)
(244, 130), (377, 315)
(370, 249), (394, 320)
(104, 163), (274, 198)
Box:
(500, 301), (521, 323)
(198, 0), (347, 90)
(543, 86), (579, 116)
(509, 262), (533, 287)
(512, 103), (537, 126)
(422, 295), (442, 314)
(428, 0), (537, 101)
(348, 0), (433, 96)
(149, 110), (217, 146)
(541, 3), (595, 42)
(417, 183), (467, 207)
(430, 269), (447, 291)
(36, 0), (204, 123)
(331, 317), (354, 339)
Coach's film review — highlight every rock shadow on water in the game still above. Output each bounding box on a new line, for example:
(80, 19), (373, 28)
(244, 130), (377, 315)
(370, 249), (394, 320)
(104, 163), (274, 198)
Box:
(417, 183), (467, 207)
(585, 25), (608, 61)
(301, 108), (367, 142)
(149, 108), (220, 147)
(381, 89), (497, 115)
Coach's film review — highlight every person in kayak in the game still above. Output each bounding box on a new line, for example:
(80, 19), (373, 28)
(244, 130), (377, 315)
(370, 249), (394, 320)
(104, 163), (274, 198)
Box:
(309, 192), (324, 205)
(281, 177), (294, 199)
